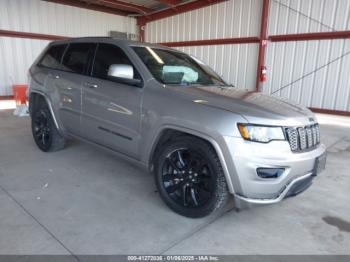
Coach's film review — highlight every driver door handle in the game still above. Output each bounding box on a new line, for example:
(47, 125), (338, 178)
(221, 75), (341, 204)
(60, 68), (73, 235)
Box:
(84, 82), (98, 89)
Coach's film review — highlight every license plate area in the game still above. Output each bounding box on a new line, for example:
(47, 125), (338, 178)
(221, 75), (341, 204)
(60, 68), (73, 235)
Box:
(313, 152), (327, 176)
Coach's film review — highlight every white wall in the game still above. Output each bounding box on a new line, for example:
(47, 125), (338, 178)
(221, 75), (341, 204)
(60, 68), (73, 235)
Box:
(0, 0), (137, 96)
(145, 0), (262, 90)
(145, 0), (350, 112)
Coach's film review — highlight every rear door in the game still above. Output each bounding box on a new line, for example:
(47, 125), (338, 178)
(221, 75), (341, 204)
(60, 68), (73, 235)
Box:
(56, 42), (96, 135)
(35, 43), (67, 114)
(81, 43), (143, 158)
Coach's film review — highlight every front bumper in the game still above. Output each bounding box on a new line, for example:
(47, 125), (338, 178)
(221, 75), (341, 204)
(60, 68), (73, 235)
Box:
(222, 136), (326, 207)
(234, 171), (314, 205)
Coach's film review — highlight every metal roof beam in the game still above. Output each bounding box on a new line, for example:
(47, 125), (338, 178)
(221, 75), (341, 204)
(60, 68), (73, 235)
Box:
(159, 37), (260, 47)
(0, 29), (69, 41)
(95, 0), (153, 14)
(42, 0), (129, 16)
(142, 0), (227, 23)
(154, 0), (181, 6)
(269, 31), (350, 42)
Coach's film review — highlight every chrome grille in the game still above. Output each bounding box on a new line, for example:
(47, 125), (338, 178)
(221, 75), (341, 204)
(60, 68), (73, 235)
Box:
(286, 124), (320, 152)
(315, 125), (320, 143)
(286, 128), (299, 151)
(312, 125), (317, 145)
(306, 127), (313, 147)
(298, 128), (307, 150)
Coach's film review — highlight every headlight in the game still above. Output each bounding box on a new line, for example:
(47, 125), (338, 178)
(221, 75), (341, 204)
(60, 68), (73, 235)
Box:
(237, 124), (285, 143)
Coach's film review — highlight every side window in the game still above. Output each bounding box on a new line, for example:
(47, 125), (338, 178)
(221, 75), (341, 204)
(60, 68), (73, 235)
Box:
(61, 43), (94, 75)
(39, 44), (67, 69)
(92, 43), (140, 80)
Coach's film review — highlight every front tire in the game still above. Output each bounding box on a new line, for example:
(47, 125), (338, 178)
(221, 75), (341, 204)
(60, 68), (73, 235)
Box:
(154, 136), (229, 218)
(31, 102), (65, 152)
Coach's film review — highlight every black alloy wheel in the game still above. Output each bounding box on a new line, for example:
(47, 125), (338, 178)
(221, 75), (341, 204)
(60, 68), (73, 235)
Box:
(155, 136), (229, 218)
(161, 148), (214, 208)
(31, 100), (65, 152)
(32, 109), (52, 151)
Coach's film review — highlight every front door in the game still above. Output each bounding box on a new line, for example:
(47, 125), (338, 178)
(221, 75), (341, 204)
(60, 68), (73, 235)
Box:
(81, 43), (143, 158)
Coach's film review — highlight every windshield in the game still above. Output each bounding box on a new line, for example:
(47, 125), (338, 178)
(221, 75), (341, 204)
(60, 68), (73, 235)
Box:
(132, 46), (228, 86)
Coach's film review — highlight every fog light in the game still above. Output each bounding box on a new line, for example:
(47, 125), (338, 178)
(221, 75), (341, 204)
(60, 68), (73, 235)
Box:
(257, 168), (284, 178)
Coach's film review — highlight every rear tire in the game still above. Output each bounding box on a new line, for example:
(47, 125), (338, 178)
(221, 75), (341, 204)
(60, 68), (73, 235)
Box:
(154, 136), (229, 218)
(31, 100), (65, 152)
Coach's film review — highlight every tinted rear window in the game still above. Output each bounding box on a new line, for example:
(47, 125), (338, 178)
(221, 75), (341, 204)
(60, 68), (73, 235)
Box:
(61, 43), (95, 75)
(39, 44), (67, 69)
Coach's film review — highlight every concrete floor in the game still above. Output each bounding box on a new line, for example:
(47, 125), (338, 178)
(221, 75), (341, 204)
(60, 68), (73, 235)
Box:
(0, 109), (349, 255)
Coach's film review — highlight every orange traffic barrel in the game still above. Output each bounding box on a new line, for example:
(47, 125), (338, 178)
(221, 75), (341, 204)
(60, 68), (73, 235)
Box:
(12, 85), (28, 105)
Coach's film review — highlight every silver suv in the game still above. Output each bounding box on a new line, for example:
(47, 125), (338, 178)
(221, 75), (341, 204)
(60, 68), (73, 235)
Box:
(28, 38), (327, 218)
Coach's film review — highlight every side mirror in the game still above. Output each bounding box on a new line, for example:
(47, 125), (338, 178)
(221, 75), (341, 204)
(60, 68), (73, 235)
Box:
(107, 64), (142, 87)
(108, 64), (134, 79)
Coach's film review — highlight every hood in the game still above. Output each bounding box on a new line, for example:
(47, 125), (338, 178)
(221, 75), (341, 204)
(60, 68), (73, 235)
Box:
(168, 85), (316, 126)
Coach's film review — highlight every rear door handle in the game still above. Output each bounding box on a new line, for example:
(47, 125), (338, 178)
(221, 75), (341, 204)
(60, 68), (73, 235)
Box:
(84, 82), (98, 89)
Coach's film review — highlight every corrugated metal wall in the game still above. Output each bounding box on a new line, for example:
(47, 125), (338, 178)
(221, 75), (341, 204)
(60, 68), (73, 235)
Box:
(264, 39), (350, 111)
(268, 0), (350, 34)
(145, 0), (262, 90)
(264, 0), (350, 111)
(145, 0), (350, 112)
(175, 44), (259, 89)
(0, 38), (50, 95)
(3, 0), (349, 111)
(0, 0), (137, 96)
(145, 0), (261, 42)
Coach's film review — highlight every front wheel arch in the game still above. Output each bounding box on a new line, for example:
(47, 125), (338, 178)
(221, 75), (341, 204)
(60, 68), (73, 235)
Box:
(148, 127), (235, 194)
(30, 97), (66, 152)
(29, 91), (62, 135)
